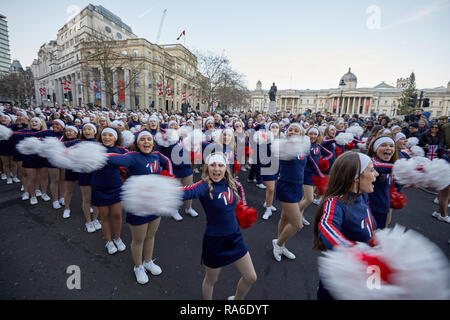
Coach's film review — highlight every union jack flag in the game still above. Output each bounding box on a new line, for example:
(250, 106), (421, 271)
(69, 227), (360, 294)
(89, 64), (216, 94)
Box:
(426, 145), (438, 160)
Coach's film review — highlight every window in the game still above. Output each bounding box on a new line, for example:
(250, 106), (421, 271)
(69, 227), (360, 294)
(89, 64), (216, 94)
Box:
(133, 49), (138, 57)
(121, 50), (127, 55)
(105, 26), (111, 33)
(116, 32), (122, 39)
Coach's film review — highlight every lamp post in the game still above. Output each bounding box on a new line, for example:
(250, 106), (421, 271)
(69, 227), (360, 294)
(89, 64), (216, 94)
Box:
(339, 79), (345, 116)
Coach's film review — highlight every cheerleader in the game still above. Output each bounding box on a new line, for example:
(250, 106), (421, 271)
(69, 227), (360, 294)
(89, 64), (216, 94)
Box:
(90, 127), (128, 254)
(147, 115), (163, 135)
(11, 111), (29, 196)
(321, 125), (338, 172)
(105, 130), (173, 284)
(312, 151), (378, 300)
(47, 119), (66, 209)
(366, 135), (398, 229)
(0, 114), (18, 184)
(261, 122), (280, 220)
(272, 123), (307, 262)
(395, 132), (410, 159)
(182, 153), (257, 300)
(155, 121), (198, 220)
(217, 128), (237, 175)
(233, 120), (248, 172)
(299, 127), (331, 225)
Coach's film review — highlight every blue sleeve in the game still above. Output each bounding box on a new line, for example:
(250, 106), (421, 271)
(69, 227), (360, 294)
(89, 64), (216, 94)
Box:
(107, 152), (136, 168)
(307, 155), (324, 177)
(372, 158), (393, 174)
(182, 180), (209, 201)
(157, 152), (174, 175)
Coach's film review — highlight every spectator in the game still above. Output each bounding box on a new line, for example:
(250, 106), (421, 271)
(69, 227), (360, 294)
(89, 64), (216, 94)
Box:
(406, 122), (420, 139)
(418, 118), (429, 136)
(420, 124), (445, 158)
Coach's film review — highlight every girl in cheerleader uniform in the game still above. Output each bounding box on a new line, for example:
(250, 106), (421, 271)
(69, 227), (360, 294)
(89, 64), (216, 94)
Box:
(181, 153), (257, 300)
(0, 114), (19, 184)
(312, 151), (378, 300)
(261, 122), (280, 220)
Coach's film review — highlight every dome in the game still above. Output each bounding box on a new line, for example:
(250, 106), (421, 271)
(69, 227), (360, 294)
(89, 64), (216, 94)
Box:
(339, 67), (357, 89)
(256, 80), (262, 91)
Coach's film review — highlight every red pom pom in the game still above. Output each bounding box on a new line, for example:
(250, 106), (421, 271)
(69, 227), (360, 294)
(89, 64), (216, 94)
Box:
(233, 160), (240, 175)
(190, 151), (202, 164)
(345, 142), (355, 150)
(390, 186), (407, 210)
(119, 167), (128, 181)
(312, 175), (328, 195)
(356, 252), (395, 284)
(235, 201), (257, 228)
(160, 169), (176, 178)
(335, 146), (343, 158)
(244, 145), (254, 157)
(319, 158), (329, 172)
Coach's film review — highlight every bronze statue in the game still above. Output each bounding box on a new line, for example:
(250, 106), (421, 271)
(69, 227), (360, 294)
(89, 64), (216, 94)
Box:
(269, 83), (277, 102)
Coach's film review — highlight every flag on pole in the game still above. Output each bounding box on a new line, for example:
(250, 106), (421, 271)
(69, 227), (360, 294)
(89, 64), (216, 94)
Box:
(177, 30), (185, 40)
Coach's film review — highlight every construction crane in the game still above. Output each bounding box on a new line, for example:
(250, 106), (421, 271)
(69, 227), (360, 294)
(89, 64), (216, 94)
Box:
(155, 9), (167, 44)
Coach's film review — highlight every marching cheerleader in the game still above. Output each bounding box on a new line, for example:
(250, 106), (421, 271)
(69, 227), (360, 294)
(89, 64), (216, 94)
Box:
(147, 114), (163, 136)
(299, 127), (331, 225)
(155, 121), (198, 220)
(261, 122), (280, 220)
(11, 111), (29, 196)
(0, 114), (18, 184)
(321, 125), (338, 173)
(47, 119), (66, 209)
(395, 132), (410, 159)
(182, 153), (257, 300)
(90, 127), (128, 254)
(217, 128), (237, 176)
(233, 120), (248, 172)
(366, 135), (398, 229)
(105, 130), (173, 284)
(272, 123), (308, 262)
(312, 151), (378, 300)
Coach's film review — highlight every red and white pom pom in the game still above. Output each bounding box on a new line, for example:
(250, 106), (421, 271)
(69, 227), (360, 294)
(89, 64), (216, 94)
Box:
(121, 174), (183, 217)
(235, 201), (258, 228)
(121, 130), (135, 148)
(67, 141), (108, 173)
(312, 175), (328, 195)
(0, 125), (13, 141)
(319, 158), (329, 172)
(178, 126), (192, 139)
(16, 137), (43, 155)
(276, 136), (311, 160)
(183, 129), (203, 153)
(389, 186), (407, 210)
(357, 137), (368, 151)
(318, 225), (450, 299)
(154, 129), (179, 147)
(253, 131), (274, 145)
(404, 145), (425, 158)
(211, 129), (222, 143)
(346, 125), (363, 138)
(335, 132), (354, 146)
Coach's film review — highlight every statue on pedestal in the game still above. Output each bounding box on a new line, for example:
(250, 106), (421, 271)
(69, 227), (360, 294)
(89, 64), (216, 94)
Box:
(269, 83), (277, 102)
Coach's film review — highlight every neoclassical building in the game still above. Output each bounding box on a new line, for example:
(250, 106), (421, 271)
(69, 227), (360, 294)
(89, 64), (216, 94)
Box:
(31, 4), (208, 111)
(250, 68), (450, 118)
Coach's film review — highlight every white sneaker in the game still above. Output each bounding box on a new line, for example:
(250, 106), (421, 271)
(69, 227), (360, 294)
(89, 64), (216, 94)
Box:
(59, 198), (65, 206)
(30, 196), (38, 205)
(432, 211), (440, 219)
(20, 185), (24, 191)
(281, 246), (296, 259)
(113, 238), (126, 252)
(185, 207), (199, 217)
(143, 260), (162, 275)
(172, 210), (183, 221)
(6, 178), (12, 184)
(134, 265), (149, 285)
(433, 197), (439, 204)
(63, 209), (70, 219)
(302, 216), (310, 226)
(21, 192), (30, 201)
(262, 208), (272, 220)
(247, 178), (256, 183)
(35, 190), (42, 197)
(12, 176), (20, 183)
(263, 201), (276, 211)
(228, 296), (235, 300)
(272, 239), (283, 262)
(1, 173), (6, 180)
(85, 222), (96, 233)
(193, 168), (200, 174)
(52, 201), (61, 209)
(240, 167), (247, 172)
(92, 219), (102, 230)
(41, 193), (51, 201)
(105, 241), (117, 255)
(437, 215), (450, 224)
(312, 198), (322, 205)
(256, 183), (266, 190)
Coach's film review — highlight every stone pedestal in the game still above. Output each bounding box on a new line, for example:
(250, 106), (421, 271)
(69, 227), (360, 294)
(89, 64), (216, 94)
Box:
(268, 101), (276, 114)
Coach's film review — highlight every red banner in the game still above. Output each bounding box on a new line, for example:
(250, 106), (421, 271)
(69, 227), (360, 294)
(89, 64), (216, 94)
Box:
(366, 98), (370, 111)
(119, 80), (125, 101)
(333, 98), (337, 111)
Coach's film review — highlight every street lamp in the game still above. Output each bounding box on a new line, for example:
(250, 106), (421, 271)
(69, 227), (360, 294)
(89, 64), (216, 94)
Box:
(339, 79), (345, 115)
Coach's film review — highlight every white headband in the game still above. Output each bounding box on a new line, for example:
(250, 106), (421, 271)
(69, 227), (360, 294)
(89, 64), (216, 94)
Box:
(328, 125), (336, 131)
(288, 123), (303, 130)
(53, 119), (65, 128)
(65, 125), (78, 135)
(395, 132), (406, 142)
(83, 123), (97, 134)
(137, 130), (152, 142)
(208, 154), (226, 166)
(373, 137), (395, 152)
(101, 127), (118, 140)
(356, 153), (372, 179)
(308, 128), (319, 135)
(30, 117), (41, 123)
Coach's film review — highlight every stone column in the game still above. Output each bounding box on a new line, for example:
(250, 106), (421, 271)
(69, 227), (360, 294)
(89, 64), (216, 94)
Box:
(71, 73), (77, 107)
(88, 69), (95, 104)
(124, 68), (131, 110)
(111, 67), (118, 107)
(99, 68), (107, 108)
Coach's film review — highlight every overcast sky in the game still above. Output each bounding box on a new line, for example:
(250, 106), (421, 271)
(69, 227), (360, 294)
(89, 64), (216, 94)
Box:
(2, 0), (450, 90)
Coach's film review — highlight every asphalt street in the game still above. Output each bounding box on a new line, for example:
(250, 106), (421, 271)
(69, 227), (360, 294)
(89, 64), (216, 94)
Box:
(0, 169), (449, 300)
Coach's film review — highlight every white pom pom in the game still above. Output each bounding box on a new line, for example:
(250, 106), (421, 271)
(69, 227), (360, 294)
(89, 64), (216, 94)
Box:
(43, 138), (73, 169)
(16, 137), (43, 155)
(253, 130), (274, 145)
(405, 146), (425, 158)
(183, 129), (203, 153)
(346, 125), (363, 138)
(178, 126), (192, 139)
(276, 136), (311, 160)
(426, 158), (450, 190)
(120, 130), (135, 148)
(335, 132), (354, 145)
(67, 141), (108, 173)
(121, 174), (183, 216)
(319, 225), (450, 299)
(211, 129), (222, 143)
(0, 125), (13, 140)
(406, 137), (419, 148)
(154, 129), (179, 147)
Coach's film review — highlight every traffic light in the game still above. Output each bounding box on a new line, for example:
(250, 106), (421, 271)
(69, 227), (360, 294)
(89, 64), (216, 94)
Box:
(422, 98), (430, 108)
(408, 94), (417, 108)
(68, 91), (72, 102)
(47, 94), (51, 102)
(64, 93), (68, 102)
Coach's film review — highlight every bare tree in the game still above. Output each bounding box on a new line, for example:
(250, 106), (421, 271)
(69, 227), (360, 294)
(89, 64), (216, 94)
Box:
(0, 69), (35, 106)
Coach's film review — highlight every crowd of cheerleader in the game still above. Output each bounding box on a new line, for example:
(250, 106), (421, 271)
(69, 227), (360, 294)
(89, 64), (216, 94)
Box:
(0, 104), (449, 300)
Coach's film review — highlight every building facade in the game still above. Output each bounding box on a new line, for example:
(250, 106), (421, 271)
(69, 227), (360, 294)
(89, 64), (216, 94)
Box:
(251, 68), (450, 118)
(31, 4), (208, 111)
(0, 14), (11, 74)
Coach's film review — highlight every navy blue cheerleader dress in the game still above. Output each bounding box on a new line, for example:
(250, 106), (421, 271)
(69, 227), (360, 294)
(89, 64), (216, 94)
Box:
(106, 150), (174, 225)
(182, 179), (248, 268)
(276, 154), (307, 203)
